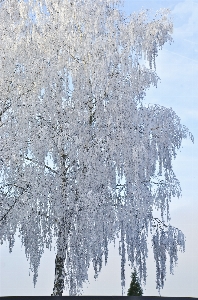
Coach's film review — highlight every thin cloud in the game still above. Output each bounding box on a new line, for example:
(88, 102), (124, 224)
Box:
(184, 38), (198, 45)
(172, 0), (198, 38)
(164, 48), (198, 62)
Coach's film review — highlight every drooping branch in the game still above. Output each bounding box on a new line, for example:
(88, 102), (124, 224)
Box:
(0, 0), (190, 295)
(0, 184), (27, 222)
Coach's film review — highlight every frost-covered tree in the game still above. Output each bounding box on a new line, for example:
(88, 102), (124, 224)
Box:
(0, 0), (193, 296)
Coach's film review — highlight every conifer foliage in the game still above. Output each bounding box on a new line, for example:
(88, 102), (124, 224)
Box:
(127, 269), (143, 296)
(0, 0), (193, 296)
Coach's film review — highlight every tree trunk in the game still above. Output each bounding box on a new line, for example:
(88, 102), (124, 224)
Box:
(51, 251), (66, 296)
(51, 215), (68, 296)
(51, 149), (69, 296)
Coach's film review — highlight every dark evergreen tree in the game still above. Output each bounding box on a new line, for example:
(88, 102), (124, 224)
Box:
(127, 269), (143, 296)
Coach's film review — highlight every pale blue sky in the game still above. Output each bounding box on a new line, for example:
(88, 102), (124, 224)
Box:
(0, 0), (198, 297)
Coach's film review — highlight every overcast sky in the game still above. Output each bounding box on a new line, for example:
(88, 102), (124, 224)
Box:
(0, 0), (198, 297)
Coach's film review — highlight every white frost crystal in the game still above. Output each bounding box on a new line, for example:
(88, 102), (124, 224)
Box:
(0, 0), (192, 296)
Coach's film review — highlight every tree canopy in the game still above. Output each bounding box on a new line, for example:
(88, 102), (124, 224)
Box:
(0, 0), (193, 296)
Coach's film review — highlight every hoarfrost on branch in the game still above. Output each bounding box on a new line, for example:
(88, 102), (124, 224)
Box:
(0, 0), (193, 296)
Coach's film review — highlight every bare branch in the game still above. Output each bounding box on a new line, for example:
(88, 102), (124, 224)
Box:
(24, 156), (58, 174)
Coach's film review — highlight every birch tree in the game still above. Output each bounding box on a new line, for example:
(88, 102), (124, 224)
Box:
(0, 0), (193, 296)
